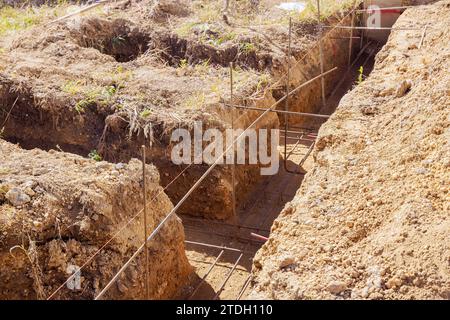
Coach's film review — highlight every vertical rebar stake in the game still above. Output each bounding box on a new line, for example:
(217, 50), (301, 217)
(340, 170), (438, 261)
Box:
(284, 17), (292, 172)
(229, 62), (237, 235)
(316, 0), (326, 107)
(360, 1), (365, 50)
(141, 145), (150, 300)
(348, 1), (356, 66)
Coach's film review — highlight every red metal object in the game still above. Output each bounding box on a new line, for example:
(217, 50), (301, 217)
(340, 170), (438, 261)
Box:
(250, 232), (269, 242)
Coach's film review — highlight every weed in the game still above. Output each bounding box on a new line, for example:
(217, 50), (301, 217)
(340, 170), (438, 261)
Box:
(175, 22), (198, 38)
(193, 59), (211, 75)
(179, 59), (189, 69)
(88, 150), (102, 161)
(240, 42), (256, 54)
(184, 92), (206, 110)
(75, 98), (94, 113)
(61, 80), (83, 96)
(140, 109), (152, 118)
(0, 4), (68, 36)
(356, 66), (364, 85)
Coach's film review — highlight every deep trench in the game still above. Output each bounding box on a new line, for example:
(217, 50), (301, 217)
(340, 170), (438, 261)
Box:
(0, 25), (382, 299)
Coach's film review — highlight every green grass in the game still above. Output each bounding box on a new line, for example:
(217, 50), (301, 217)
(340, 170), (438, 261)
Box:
(0, 5), (69, 36)
(88, 149), (102, 161)
(140, 109), (152, 118)
(63, 82), (119, 114)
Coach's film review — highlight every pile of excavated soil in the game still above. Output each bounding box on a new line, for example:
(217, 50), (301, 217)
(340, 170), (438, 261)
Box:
(0, 139), (191, 299)
(250, 1), (449, 300)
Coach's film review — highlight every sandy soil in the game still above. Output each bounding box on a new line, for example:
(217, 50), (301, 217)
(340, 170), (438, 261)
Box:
(250, 1), (449, 300)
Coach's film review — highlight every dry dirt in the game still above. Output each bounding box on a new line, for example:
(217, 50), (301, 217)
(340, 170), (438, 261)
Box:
(0, 0), (354, 220)
(250, 1), (450, 300)
(0, 139), (191, 299)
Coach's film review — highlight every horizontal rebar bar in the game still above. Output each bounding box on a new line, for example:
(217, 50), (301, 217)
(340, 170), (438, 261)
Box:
(47, 0), (111, 25)
(181, 216), (270, 233)
(225, 104), (331, 118)
(184, 240), (243, 253)
(324, 25), (423, 31)
(355, 6), (413, 12)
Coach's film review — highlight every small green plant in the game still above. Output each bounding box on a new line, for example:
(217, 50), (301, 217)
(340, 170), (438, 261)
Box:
(256, 73), (270, 92)
(61, 80), (82, 95)
(140, 109), (152, 118)
(111, 36), (125, 47)
(184, 92), (206, 110)
(74, 98), (94, 113)
(240, 42), (256, 54)
(179, 59), (188, 69)
(356, 66), (364, 85)
(0, 4), (69, 36)
(88, 150), (102, 161)
(103, 85), (117, 97)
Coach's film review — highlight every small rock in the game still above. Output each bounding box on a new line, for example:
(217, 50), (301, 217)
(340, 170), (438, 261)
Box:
(24, 187), (36, 197)
(395, 79), (412, 97)
(95, 162), (110, 170)
(327, 281), (347, 294)
(386, 277), (403, 289)
(34, 186), (45, 194)
(414, 167), (428, 175)
(279, 256), (295, 269)
(5, 188), (31, 206)
(115, 163), (125, 170)
(110, 170), (120, 177)
(22, 180), (37, 189)
(32, 168), (48, 176)
(361, 286), (369, 298)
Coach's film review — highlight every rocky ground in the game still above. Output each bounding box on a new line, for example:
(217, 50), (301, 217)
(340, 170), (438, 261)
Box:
(0, 139), (191, 299)
(250, 0), (449, 300)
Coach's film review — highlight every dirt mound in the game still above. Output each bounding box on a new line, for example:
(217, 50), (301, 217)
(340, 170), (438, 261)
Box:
(0, 139), (191, 299)
(250, 1), (450, 300)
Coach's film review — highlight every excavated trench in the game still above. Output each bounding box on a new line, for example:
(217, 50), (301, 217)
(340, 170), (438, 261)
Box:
(0, 11), (383, 299)
(179, 38), (381, 300)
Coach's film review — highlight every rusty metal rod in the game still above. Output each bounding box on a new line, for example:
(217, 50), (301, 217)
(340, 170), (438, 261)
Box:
(181, 216), (270, 233)
(348, 0), (356, 66)
(250, 232), (269, 242)
(213, 253), (243, 300)
(184, 225), (267, 246)
(188, 249), (225, 299)
(185, 240), (243, 253)
(324, 25), (423, 30)
(225, 104), (331, 118)
(316, 0), (326, 107)
(47, 0), (111, 25)
(237, 275), (252, 300)
(419, 25), (428, 48)
(141, 145), (150, 300)
(355, 6), (413, 12)
(230, 62), (238, 238)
